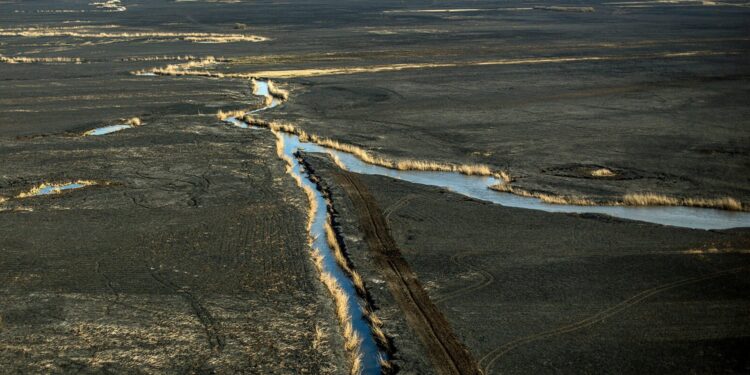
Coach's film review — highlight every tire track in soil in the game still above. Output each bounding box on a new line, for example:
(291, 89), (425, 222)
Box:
(330, 169), (481, 375)
(149, 270), (226, 353)
(477, 266), (748, 374)
(433, 252), (495, 305)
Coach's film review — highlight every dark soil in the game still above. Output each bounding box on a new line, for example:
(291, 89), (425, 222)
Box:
(0, 117), (346, 373)
(304, 153), (750, 375)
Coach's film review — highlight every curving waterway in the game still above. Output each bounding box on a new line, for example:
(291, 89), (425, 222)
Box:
(221, 79), (750, 374)
(233, 82), (750, 230)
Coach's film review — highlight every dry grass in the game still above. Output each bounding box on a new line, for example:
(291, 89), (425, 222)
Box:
(91, 0), (127, 11)
(491, 183), (745, 211)
(684, 247), (750, 254)
(534, 5), (595, 12)
(312, 324), (326, 350)
(126, 117), (142, 126)
(241, 50), (730, 78)
(267, 80), (290, 101)
(249, 117), (502, 178)
(623, 193), (744, 211)
(322, 207), (370, 300)
(489, 183), (596, 205)
(16, 180), (97, 198)
(118, 55), (197, 62)
(0, 55), (83, 64)
(129, 49), (731, 79)
(133, 56), (223, 76)
(329, 152), (348, 170)
(378, 353), (393, 373)
(351, 351), (364, 375)
(0, 27), (267, 43)
(216, 109), (247, 120)
(591, 168), (616, 177)
(365, 309), (384, 328)
(315, 267), (364, 375)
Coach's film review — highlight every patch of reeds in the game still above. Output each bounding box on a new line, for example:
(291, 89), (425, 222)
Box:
(126, 117), (141, 126)
(491, 182), (745, 211)
(324, 219), (368, 296)
(489, 182), (596, 205)
(312, 249), (365, 375)
(118, 55), (197, 62)
(216, 109), (247, 121)
(0, 55), (83, 64)
(267, 80), (290, 101)
(312, 324), (326, 350)
(590, 168), (616, 177)
(623, 193), (744, 211)
(133, 56), (224, 76)
(0, 27), (268, 43)
(533, 5), (595, 12)
(329, 152), (348, 170)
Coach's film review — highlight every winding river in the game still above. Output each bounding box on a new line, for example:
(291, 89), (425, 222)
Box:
(225, 79), (750, 374)
(236, 81), (750, 231)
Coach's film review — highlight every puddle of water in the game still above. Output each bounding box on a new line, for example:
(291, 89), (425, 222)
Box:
(18, 182), (94, 198)
(85, 124), (133, 136)
(36, 183), (86, 195)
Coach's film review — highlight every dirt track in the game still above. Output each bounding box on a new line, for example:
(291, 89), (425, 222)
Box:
(330, 169), (480, 375)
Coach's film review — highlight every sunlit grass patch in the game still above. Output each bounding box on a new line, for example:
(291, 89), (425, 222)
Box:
(491, 182), (745, 211)
(623, 193), (743, 211)
(590, 168), (616, 177)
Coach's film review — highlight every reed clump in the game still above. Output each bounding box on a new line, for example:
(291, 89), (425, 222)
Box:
(118, 55), (197, 62)
(0, 27), (268, 43)
(591, 168), (616, 177)
(0, 55), (83, 64)
(312, 249), (365, 375)
(324, 219), (367, 296)
(623, 193), (744, 211)
(133, 56), (225, 77)
(329, 152), (348, 170)
(267, 80), (290, 101)
(312, 324), (326, 350)
(126, 117), (141, 127)
(489, 182), (596, 205)
(216, 109), (247, 121)
(491, 182), (745, 211)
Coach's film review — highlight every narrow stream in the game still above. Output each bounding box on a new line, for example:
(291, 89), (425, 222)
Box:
(232, 81), (383, 374)
(282, 136), (383, 374)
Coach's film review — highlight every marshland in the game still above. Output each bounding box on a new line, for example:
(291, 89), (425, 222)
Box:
(1, 0), (748, 374)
